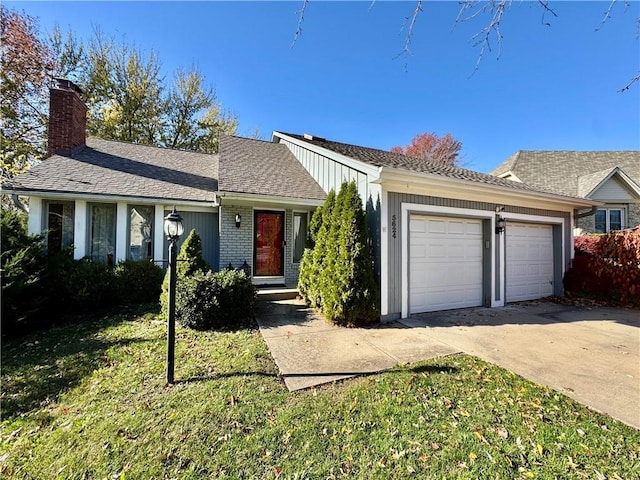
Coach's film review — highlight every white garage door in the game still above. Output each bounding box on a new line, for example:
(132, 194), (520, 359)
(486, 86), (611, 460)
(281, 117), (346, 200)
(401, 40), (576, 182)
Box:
(409, 215), (484, 314)
(506, 223), (554, 302)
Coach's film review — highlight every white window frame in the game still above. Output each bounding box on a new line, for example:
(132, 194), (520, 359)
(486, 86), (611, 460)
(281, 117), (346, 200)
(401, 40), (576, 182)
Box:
(595, 207), (625, 233)
(127, 204), (154, 261)
(44, 200), (75, 253)
(292, 210), (309, 264)
(87, 202), (117, 263)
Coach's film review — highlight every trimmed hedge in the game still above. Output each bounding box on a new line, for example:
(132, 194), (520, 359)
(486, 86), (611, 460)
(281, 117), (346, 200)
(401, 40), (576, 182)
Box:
(298, 181), (380, 326)
(175, 269), (257, 330)
(1, 206), (165, 336)
(115, 260), (164, 305)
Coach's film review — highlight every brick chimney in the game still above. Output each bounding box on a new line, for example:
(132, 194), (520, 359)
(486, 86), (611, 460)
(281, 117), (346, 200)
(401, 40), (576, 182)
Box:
(48, 78), (87, 157)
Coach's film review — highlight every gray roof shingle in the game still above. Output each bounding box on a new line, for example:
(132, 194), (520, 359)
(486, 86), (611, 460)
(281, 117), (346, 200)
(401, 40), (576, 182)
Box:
(218, 135), (326, 200)
(278, 133), (581, 198)
(490, 151), (640, 197)
(5, 137), (218, 203)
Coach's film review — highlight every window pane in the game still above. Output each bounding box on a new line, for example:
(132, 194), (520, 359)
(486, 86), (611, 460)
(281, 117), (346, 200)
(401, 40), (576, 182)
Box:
(609, 210), (622, 231)
(594, 210), (606, 233)
(47, 202), (74, 254)
(129, 206), (153, 260)
(90, 204), (116, 264)
(293, 212), (308, 263)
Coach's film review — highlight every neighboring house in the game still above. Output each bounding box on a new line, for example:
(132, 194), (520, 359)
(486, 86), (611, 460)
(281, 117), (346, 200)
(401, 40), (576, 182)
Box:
(491, 151), (640, 234)
(3, 80), (598, 320)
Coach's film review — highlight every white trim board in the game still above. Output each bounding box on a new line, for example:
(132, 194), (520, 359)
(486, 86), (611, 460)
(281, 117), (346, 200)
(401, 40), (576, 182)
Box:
(399, 203), (567, 318)
(400, 203), (496, 319)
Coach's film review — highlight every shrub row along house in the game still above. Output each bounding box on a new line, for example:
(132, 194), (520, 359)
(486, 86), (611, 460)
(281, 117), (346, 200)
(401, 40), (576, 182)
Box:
(5, 79), (615, 320)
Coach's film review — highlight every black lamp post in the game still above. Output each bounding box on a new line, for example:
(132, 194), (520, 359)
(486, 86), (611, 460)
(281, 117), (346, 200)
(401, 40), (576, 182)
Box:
(495, 216), (506, 235)
(164, 207), (184, 384)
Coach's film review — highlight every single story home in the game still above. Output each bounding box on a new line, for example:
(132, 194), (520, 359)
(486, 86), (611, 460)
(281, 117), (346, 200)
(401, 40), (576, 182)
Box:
(3, 79), (598, 320)
(491, 151), (640, 234)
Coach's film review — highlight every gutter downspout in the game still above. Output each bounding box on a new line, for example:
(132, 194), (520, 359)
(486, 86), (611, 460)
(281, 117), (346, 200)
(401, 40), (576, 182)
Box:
(574, 206), (598, 219)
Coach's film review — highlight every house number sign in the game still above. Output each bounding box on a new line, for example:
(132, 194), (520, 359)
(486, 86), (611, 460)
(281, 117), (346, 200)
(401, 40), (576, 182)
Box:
(391, 214), (397, 239)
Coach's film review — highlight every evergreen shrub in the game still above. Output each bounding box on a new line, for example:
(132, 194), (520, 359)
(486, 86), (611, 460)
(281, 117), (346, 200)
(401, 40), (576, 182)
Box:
(175, 269), (256, 330)
(297, 181), (380, 326)
(114, 260), (164, 305)
(160, 229), (210, 315)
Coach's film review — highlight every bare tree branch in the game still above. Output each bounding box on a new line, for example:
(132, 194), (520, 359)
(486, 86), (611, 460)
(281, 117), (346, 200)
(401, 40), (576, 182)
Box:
(618, 71), (640, 92)
(596, 0), (620, 32)
(395, 0), (422, 70)
(291, 0), (310, 48)
(537, 0), (558, 26)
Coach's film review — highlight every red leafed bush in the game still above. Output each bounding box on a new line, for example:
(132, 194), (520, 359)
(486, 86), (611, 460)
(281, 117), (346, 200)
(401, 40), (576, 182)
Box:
(574, 235), (602, 255)
(564, 230), (640, 305)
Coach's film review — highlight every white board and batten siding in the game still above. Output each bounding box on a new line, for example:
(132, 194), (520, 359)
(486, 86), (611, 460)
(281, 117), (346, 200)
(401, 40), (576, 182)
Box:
(409, 215), (484, 314)
(506, 223), (554, 302)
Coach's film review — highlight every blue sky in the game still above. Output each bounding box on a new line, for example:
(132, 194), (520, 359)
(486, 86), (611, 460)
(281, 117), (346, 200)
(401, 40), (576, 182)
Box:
(9, 1), (640, 172)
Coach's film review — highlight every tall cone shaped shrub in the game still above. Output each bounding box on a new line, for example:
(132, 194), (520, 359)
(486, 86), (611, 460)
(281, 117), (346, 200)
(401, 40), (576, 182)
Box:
(160, 229), (209, 316)
(298, 190), (336, 307)
(298, 182), (379, 326)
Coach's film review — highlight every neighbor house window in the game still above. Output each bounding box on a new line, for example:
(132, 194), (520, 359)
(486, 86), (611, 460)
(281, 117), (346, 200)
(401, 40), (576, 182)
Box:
(46, 201), (74, 254)
(293, 211), (308, 263)
(594, 208), (624, 233)
(128, 205), (153, 260)
(89, 203), (116, 264)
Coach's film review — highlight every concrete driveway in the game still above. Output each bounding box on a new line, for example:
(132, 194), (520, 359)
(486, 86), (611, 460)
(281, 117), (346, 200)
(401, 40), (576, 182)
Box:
(257, 298), (639, 429)
(401, 301), (639, 429)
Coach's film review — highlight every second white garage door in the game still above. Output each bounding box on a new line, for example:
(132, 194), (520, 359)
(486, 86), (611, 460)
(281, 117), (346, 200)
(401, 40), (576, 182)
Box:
(506, 223), (554, 302)
(409, 215), (484, 314)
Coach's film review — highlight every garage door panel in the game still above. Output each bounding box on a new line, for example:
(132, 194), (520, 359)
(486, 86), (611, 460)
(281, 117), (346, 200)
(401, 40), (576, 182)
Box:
(506, 223), (554, 302)
(409, 215), (484, 314)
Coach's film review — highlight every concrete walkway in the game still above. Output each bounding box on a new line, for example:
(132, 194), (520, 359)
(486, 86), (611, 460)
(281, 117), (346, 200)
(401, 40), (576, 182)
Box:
(256, 298), (458, 391)
(256, 298), (640, 428)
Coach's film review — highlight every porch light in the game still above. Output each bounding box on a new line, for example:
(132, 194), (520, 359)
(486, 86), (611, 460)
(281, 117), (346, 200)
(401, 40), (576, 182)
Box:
(235, 213), (242, 228)
(495, 216), (506, 235)
(163, 207), (184, 384)
(164, 207), (184, 240)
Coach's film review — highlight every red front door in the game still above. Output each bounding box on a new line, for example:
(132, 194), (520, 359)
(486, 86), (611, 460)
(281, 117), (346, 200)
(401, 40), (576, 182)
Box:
(254, 211), (285, 276)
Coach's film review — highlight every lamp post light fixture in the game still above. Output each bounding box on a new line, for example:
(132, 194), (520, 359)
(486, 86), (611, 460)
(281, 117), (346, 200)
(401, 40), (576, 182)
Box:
(495, 215), (506, 235)
(164, 207), (184, 384)
(235, 213), (242, 228)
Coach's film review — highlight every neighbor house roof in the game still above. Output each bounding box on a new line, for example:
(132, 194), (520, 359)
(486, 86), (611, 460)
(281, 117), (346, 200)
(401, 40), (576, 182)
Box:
(276, 132), (583, 198)
(490, 151), (640, 197)
(218, 135), (326, 200)
(5, 137), (218, 203)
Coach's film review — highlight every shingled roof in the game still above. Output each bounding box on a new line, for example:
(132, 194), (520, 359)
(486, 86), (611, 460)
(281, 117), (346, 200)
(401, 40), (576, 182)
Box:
(490, 151), (640, 197)
(277, 132), (580, 198)
(218, 135), (326, 200)
(5, 137), (218, 203)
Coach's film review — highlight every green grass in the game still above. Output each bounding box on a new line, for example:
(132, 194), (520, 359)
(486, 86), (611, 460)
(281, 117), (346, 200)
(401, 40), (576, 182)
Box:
(1, 306), (638, 479)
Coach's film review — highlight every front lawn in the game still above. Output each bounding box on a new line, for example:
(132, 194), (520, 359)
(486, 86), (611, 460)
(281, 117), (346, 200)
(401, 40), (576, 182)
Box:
(1, 306), (638, 479)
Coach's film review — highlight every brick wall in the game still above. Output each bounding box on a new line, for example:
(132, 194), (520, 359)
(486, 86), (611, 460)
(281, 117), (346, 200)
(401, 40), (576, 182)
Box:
(575, 213), (595, 234)
(219, 205), (253, 271)
(629, 203), (640, 229)
(48, 80), (87, 157)
(219, 205), (299, 287)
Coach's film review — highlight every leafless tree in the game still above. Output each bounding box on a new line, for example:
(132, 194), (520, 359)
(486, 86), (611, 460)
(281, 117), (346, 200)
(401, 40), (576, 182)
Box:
(291, 0), (639, 91)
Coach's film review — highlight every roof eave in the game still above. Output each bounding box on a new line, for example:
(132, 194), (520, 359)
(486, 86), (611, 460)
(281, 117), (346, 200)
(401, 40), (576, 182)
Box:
(218, 190), (325, 207)
(586, 167), (640, 198)
(272, 131), (382, 177)
(0, 187), (219, 207)
(374, 166), (600, 209)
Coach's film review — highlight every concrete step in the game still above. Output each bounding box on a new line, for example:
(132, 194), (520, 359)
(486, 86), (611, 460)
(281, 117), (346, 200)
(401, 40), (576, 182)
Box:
(257, 287), (299, 301)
